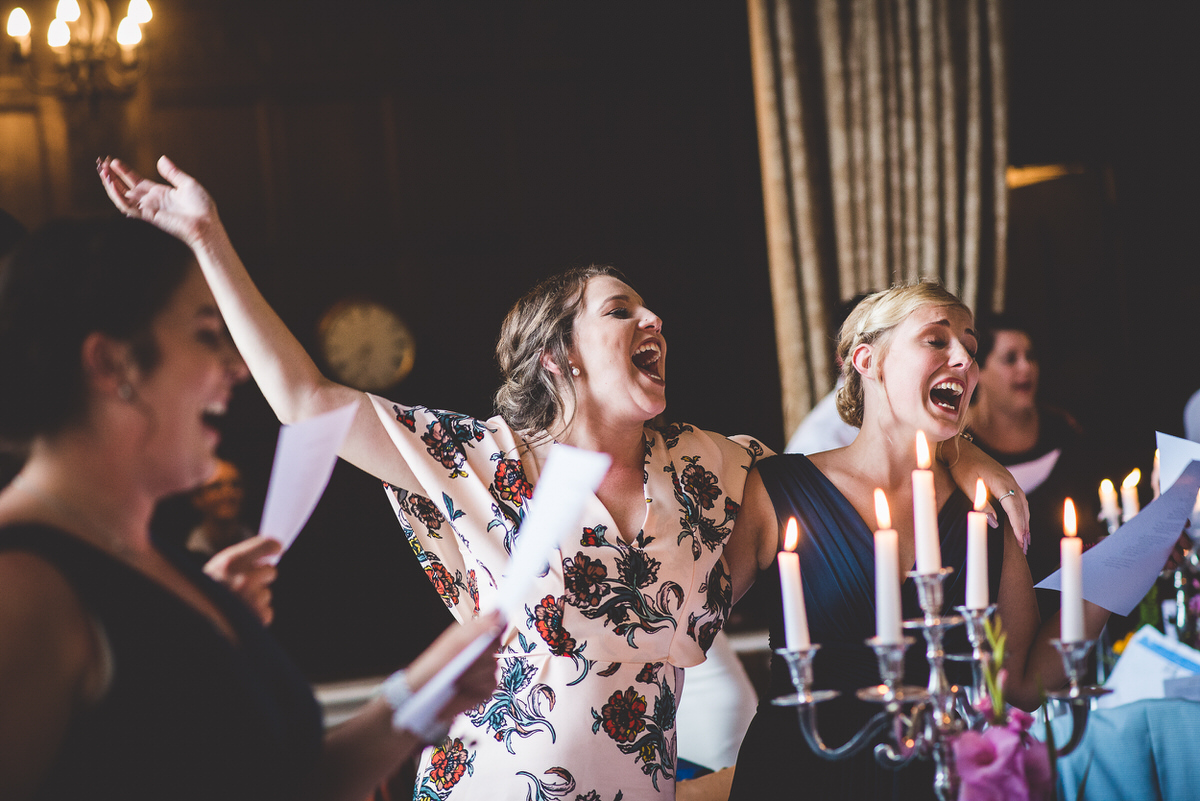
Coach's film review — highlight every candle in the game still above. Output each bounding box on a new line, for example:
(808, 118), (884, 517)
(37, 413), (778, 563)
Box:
(912, 431), (941, 573)
(1121, 468), (1141, 521)
(967, 479), (989, 609)
(1153, 449), (1162, 500)
(873, 489), (903, 644)
(778, 518), (810, 650)
(1098, 478), (1120, 527)
(1060, 498), (1084, 642)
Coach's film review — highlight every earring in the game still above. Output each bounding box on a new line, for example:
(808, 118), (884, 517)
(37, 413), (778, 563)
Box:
(117, 383), (133, 401)
(570, 366), (580, 377)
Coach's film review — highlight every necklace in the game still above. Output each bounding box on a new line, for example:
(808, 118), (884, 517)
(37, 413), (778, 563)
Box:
(10, 475), (147, 560)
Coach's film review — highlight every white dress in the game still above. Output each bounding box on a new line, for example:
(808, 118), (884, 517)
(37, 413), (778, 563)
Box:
(369, 395), (764, 801)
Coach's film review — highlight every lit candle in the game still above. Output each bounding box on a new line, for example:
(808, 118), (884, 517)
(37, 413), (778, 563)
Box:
(1060, 498), (1084, 643)
(1098, 478), (1120, 528)
(873, 490), (902, 644)
(912, 431), (941, 573)
(778, 518), (810, 650)
(967, 479), (989, 609)
(1121, 468), (1141, 521)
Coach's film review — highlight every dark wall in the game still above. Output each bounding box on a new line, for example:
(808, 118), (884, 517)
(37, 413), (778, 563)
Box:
(1005, 1), (1199, 484)
(4, 2), (774, 680)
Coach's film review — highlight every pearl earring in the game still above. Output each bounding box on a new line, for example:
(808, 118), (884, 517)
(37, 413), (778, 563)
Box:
(570, 366), (580, 377)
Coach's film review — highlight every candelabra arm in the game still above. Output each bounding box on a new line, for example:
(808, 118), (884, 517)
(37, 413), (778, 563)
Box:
(795, 706), (894, 761)
(1045, 639), (1112, 758)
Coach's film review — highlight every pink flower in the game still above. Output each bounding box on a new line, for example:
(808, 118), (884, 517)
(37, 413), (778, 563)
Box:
(953, 717), (1052, 801)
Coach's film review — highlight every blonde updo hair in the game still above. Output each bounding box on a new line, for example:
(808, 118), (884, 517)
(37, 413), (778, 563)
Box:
(495, 264), (624, 436)
(834, 280), (973, 428)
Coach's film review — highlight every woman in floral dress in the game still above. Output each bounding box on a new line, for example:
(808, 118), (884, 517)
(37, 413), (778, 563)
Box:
(98, 156), (1026, 801)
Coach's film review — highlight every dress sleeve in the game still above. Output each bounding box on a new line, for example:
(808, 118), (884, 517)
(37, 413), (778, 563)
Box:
(367, 394), (535, 624)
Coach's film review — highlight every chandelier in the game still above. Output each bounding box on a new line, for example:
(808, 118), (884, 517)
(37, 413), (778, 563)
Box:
(6, 0), (153, 97)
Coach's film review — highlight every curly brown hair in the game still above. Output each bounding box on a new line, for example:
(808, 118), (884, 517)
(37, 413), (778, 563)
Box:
(494, 265), (625, 436)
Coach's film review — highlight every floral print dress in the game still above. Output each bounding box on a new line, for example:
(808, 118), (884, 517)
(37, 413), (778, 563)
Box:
(368, 395), (764, 801)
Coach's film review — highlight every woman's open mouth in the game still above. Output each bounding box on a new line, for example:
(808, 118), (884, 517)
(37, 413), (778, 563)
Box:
(633, 341), (663, 382)
(929, 380), (964, 413)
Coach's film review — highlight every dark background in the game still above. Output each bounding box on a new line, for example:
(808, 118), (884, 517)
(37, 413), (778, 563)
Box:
(1, 1), (1197, 680)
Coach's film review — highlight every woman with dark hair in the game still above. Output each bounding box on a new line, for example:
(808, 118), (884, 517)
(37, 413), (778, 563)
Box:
(967, 315), (1106, 620)
(0, 217), (498, 801)
(97, 157), (1027, 800)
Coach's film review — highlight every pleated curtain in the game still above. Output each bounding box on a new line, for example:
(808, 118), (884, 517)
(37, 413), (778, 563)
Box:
(748, 0), (1008, 435)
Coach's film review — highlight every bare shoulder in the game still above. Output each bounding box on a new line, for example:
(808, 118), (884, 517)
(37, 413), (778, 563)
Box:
(0, 551), (99, 798)
(0, 550), (96, 684)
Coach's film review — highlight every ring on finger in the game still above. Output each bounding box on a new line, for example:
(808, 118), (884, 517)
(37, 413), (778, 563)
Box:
(997, 489), (1017, 501)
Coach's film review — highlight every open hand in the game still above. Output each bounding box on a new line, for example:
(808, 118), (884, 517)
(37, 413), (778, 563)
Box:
(97, 155), (220, 248)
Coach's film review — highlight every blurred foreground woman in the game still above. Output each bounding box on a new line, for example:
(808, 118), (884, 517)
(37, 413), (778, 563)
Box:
(0, 218), (498, 801)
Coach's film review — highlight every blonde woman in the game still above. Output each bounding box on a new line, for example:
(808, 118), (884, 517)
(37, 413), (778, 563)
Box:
(725, 282), (1112, 800)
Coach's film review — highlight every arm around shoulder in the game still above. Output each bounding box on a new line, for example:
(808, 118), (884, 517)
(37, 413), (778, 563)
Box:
(727, 467), (780, 605)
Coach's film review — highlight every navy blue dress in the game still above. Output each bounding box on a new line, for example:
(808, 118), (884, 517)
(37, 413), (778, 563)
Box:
(729, 454), (1006, 801)
(0, 524), (323, 801)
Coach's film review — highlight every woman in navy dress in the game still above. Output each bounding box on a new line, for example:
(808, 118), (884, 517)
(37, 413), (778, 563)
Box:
(724, 282), (1115, 800)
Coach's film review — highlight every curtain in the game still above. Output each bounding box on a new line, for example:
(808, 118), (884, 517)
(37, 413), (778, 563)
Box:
(748, 0), (1008, 436)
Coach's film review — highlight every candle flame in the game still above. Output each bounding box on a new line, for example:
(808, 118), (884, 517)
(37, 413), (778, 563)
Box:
(874, 489), (891, 530)
(1064, 498), (1077, 537)
(1123, 468), (1141, 489)
(1100, 478), (1114, 496)
(784, 517), (799, 552)
(973, 478), (987, 512)
(915, 431), (931, 469)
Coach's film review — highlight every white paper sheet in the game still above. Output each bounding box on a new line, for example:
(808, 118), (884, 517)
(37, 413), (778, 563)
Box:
(395, 443), (611, 735)
(1036, 459), (1200, 615)
(1157, 431), (1200, 500)
(258, 403), (358, 563)
(1099, 625), (1200, 708)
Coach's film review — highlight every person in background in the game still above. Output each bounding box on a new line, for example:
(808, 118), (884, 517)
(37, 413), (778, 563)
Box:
(186, 457), (254, 559)
(784, 295), (869, 456)
(0, 216), (498, 801)
(966, 314), (1105, 620)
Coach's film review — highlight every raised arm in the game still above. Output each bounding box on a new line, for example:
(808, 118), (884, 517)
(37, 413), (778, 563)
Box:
(97, 157), (417, 489)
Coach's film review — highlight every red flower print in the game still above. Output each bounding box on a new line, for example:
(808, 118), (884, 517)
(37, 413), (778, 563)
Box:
(581, 526), (603, 547)
(680, 462), (720, 510)
(493, 458), (534, 506)
(429, 738), (471, 790)
(402, 493), (446, 531)
(422, 420), (465, 473)
(636, 662), (662, 684)
(562, 553), (610, 608)
(532, 595), (577, 656)
(426, 561), (460, 606)
(600, 687), (648, 743)
(466, 569), (480, 613)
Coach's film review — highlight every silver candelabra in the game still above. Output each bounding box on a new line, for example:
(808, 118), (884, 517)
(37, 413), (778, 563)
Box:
(773, 568), (1109, 801)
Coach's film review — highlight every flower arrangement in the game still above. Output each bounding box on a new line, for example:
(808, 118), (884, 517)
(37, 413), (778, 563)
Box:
(951, 615), (1053, 801)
